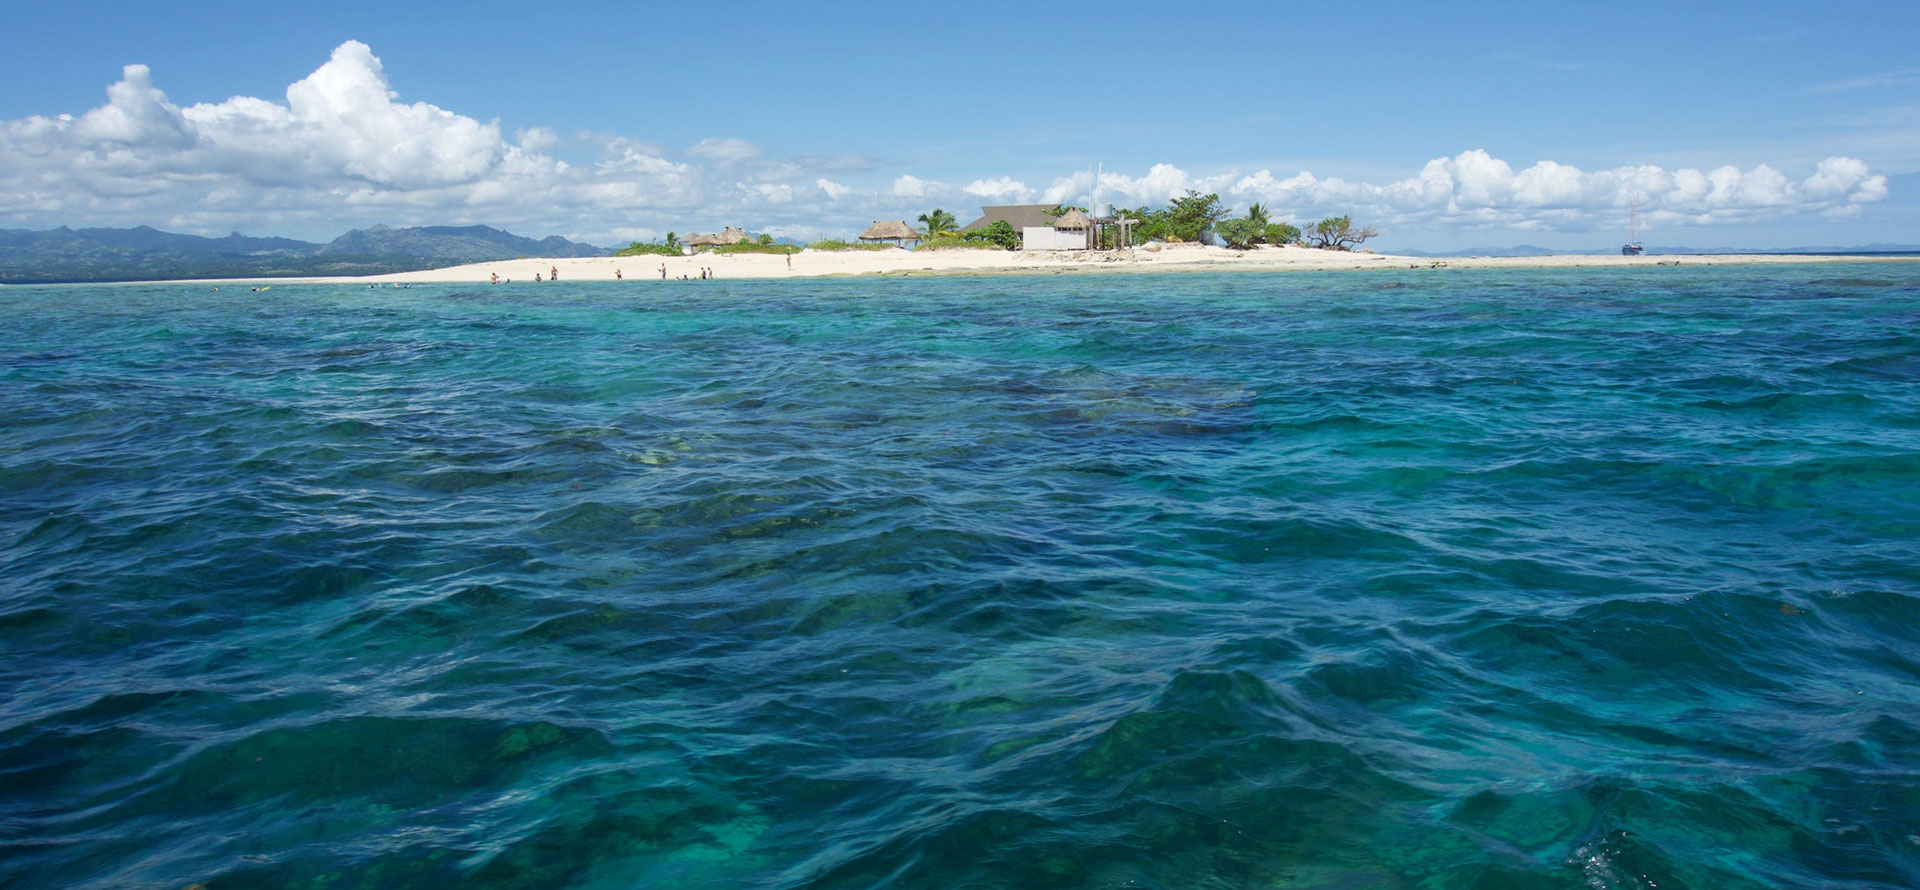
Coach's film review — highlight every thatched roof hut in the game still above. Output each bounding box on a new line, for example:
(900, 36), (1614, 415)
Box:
(685, 232), (721, 247)
(961, 204), (1062, 233)
(718, 226), (751, 245)
(1053, 208), (1092, 230)
(858, 220), (921, 244)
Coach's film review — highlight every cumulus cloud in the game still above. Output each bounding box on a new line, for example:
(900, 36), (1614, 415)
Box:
(892, 174), (939, 199)
(0, 41), (772, 240)
(0, 41), (1893, 246)
(1195, 149), (1887, 232)
(963, 176), (1032, 201)
(1042, 163), (1236, 206)
(516, 126), (560, 153)
(752, 182), (794, 204)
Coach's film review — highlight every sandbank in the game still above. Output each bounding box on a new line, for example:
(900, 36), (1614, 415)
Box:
(176, 243), (1919, 286)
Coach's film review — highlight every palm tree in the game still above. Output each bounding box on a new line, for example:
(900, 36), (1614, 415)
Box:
(665, 231), (679, 248)
(918, 208), (958, 239)
(1245, 203), (1271, 229)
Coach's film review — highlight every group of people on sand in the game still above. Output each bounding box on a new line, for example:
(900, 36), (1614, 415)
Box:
(482, 261), (745, 284)
(651, 263), (716, 281)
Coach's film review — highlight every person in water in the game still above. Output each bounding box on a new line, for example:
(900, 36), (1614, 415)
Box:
(535, 273), (542, 282)
(550, 266), (559, 282)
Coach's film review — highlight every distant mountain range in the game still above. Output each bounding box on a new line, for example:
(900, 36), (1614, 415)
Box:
(0, 224), (611, 283)
(1385, 243), (1920, 258)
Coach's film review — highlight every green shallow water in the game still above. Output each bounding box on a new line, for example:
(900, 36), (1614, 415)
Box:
(2, 266), (1918, 889)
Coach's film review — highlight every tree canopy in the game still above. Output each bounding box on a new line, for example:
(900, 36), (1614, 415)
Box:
(918, 209), (958, 240)
(1214, 219), (1263, 250)
(968, 220), (1020, 250)
(1304, 215), (1378, 251)
(1165, 191), (1229, 242)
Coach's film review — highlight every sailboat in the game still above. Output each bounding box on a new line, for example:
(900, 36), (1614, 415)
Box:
(1621, 197), (1645, 255)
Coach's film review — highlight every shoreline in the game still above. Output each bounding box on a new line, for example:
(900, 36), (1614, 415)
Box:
(27, 243), (1920, 286)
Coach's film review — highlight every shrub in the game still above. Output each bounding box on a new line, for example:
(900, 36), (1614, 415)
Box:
(966, 220), (1020, 250)
(1264, 223), (1302, 245)
(1305, 215), (1378, 251)
(1214, 218), (1263, 250)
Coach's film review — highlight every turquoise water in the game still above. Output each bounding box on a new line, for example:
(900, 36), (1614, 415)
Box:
(3, 266), (1918, 889)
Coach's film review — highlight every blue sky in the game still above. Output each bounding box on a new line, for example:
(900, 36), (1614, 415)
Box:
(3, 0), (1916, 249)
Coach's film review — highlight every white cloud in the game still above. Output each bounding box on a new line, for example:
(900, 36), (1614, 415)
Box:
(752, 182), (794, 204)
(0, 41), (736, 240)
(1217, 149), (1887, 232)
(0, 41), (1894, 247)
(963, 176), (1032, 201)
(517, 126), (560, 153)
(1042, 163), (1235, 206)
(685, 137), (763, 163)
(892, 174), (938, 198)
(73, 64), (194, 147)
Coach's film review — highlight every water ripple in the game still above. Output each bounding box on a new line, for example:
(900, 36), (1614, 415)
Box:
(3, 266), (1919, 888)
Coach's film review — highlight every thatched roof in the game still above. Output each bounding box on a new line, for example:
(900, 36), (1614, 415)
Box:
(961, 204), (1062, 232)
(1053, 208), (1092, 230)
(685, 232), (721, 246)
(718, 226), (750, 244)
(859, 220), (920, 241)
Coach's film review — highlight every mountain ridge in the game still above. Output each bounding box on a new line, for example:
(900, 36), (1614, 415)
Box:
(0, 224), (611, 283)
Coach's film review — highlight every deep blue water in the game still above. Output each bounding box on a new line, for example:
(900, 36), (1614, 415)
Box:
(3, 265), (1919, 889)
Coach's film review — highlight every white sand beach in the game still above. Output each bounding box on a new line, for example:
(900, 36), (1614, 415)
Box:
(238, 243), (1912, 286)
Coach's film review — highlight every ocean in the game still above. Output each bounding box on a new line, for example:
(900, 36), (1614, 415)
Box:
(3, 265), (1917, 889)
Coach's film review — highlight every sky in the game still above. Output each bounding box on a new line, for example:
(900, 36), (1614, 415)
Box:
(2, 0), (1917, 250)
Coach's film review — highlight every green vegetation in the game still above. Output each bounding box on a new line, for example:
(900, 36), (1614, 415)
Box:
(915, 219), (1021, 251)
(615, 241), (683, 257)
(1213, 218), (1264, 250)
(626, 231), (794, 256)
(1125, 193), (1305, 251)
(969, 220), (1021, 250)
(1115, 190), (1230, 243)
(806, 240), (893, 251)
(911, 217), (1022, 251)
(917, 209), (959, 240)
(1164, 191), (1230, 242)
(1305, 215), (1379, 251)
(713, 241), (798, 255)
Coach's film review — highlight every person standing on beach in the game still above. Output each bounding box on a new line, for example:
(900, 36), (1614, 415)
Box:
(550, 266), (559, 282)
(660, 264), (667, 280)
(615, 269), (623, 280)
(786, 253), (792, 271)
